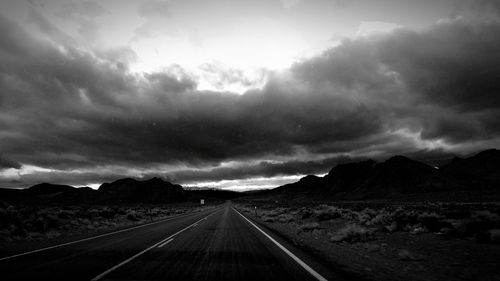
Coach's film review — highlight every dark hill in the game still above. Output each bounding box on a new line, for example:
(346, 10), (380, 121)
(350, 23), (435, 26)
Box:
(267, 156), (460, 199)
(346, 156), (459, 199)
(441, 149), (500, 185)
(97, 177), (187, 203)
(0, 183), (96, 205)
(27, 183), (76, 195)
(0, 177), (239, 206)
(263, 150), (500, 201)
(324, 159), (376, 194)
(272, 175), (327, 196)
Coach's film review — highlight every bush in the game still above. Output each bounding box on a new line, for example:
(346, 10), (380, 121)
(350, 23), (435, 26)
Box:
(276, 214), (294, 223)
(298, 222), (321, 232)
(314, 205), (342, 221)
(126, 211), (140, 221)
(329, 224), (374, 243)
(262, 208), (287, 218)
(489, 229), (500, 243)
(261, 216), (275, 222)
(57, 211), (71, 220)
(298, 207), (314, 219)
(368, 211), (392, 226)
(99, 208), (116, 219)
(456, 210), (500, 237)
(11, 225), (27, 238)
(417, 212), (451, 232)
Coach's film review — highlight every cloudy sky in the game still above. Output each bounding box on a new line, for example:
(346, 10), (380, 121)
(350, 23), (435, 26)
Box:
(0, 0), (499, 190)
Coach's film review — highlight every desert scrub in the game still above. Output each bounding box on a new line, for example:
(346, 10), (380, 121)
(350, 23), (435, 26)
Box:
(450, 210), (500, 242)
(489, 229), (500, 243)
(0, 205), (196, 243)
(416, 212), (451, 232)
(367, 209), (392, 226)
(126, 210), (142, 221)
(297, 222), (321, 232)
(297, 207), (314, 219)
(329, 224), (375, 243)
(276, 214), (295, 223)
(259, 208), (288, 218)
(314, 205), (342, 221)
(261, 216), (275, 222)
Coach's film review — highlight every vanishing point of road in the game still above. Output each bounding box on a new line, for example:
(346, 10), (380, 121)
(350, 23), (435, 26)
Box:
(0, 202), (344, 281)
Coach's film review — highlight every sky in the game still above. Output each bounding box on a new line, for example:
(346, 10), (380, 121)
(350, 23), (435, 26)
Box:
(0, 0), (499, 190)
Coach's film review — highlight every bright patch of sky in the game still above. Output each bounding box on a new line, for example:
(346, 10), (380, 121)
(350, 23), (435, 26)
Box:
(2, 0), (456, 93)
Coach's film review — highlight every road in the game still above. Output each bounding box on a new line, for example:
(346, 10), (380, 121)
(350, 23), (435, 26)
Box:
(0, 202), (340, 281)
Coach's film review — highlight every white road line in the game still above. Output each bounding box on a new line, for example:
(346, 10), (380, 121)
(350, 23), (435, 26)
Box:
(234, 208), (328, 281)
(0, 213), (192, 262)
(157, 238), (174, 248)
(91, 210), (217, 281)
(0, 205), (223, 262)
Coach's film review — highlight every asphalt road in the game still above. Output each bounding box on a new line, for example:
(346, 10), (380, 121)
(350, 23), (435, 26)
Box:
(0, 202), (340, 281)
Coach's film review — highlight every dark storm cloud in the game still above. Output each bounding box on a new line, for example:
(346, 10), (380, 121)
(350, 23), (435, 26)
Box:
(1, 11), (500, 187)
(289, 17), (500, 145)
(0, 155), (21, 170)
(454, 0), (500, 19)
(375, 19), (500, 143)
(0, 11), (386, 174)
(377, 19), (500, 111)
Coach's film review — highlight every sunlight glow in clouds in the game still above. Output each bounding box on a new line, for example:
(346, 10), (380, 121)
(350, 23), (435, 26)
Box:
(185, 175), (305, 191)
(130, 19), (306, 93)
(393, 129), (454, 151)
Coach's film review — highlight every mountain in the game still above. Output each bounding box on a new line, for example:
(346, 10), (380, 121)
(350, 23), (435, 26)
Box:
(265, 149), (499, 201)
(272, 175), (328, 197)
(343, 156), (460, 199)
(97, 177), (187, 203)
(0, 177), (238, 206)
(26, 183), (76, 195)
(268, 156), (457, 199)
(0, 183), (96, 205)
(441, 149), (500, 186)
(1, 149), (499, 205)
(324, 159), (376, 194)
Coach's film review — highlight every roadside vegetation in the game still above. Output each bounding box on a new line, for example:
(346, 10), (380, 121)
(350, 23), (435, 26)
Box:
(236, 201), (500, 281)
(0, 204), (210, 243)
(239, 202), (500, 243)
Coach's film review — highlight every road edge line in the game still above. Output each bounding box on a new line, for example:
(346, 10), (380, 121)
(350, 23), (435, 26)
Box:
(0, 205), (223, 262)
(234, 208), (328, 281)
(90, 209), (219, 281)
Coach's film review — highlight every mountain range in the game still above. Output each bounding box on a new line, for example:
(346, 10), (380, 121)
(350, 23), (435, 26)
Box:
(265, 149), (500, 201)
(0, 149), (499, 205)
(0, 177), (239, 206)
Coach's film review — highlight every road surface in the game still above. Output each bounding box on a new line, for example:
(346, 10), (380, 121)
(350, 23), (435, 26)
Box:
(0, 202), (341, 281)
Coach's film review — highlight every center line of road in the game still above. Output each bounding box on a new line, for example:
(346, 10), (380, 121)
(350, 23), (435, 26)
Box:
(158, 238), (174, 248)
(234, 208), (328, 281)
(91, 210), (218, 281)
